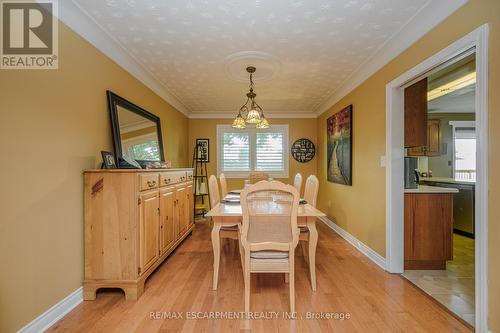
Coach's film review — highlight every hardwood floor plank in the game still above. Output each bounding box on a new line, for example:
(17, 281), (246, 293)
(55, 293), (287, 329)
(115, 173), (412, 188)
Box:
(46, 221), (472, 333)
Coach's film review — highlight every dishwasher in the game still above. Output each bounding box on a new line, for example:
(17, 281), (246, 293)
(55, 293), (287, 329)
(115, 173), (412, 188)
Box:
(420, 181), (475, 238)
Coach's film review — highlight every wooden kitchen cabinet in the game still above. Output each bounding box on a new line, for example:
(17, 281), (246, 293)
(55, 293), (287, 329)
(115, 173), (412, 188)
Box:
(404, 78), (428, 148)
(407, 119), (441, 156)
(83, 169), (194, 301)
(404, 193), (453, 270)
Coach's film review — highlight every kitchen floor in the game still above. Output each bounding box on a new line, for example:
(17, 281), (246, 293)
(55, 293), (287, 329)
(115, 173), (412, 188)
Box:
(401, 234), (475, 326)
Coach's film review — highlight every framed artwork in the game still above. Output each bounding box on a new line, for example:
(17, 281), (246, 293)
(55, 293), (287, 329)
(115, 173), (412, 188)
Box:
(196, 138), (209, 162)
(101, 151), (117, 169)
(291, 138), (316, 163)
(327, 105), (352, 185)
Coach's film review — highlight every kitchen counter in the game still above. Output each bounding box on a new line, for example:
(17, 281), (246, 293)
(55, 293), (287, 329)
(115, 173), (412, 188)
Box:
(420, 177), (475, 185)
(404, 185), (459, 194)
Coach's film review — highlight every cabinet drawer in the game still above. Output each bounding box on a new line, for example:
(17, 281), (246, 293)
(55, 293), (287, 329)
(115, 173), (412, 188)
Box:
(139, 173), (159, 191)
(160, 172), (186, 186)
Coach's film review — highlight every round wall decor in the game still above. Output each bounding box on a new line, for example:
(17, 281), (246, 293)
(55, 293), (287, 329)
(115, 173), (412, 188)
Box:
(291, 138), (315, 163)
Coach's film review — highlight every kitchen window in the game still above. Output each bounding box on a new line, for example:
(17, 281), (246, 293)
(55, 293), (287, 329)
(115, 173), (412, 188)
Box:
(217, 124), (289, 178)
(450, 121), (476, 181)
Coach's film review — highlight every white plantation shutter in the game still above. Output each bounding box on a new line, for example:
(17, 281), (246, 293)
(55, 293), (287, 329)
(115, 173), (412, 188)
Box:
(222, 132), (250, 171)
(217, 125), (288, 177)
(256, 132), (284, 171)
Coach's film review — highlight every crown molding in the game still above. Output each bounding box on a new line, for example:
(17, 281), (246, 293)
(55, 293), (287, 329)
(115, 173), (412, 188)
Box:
(188, 111), (317, 119)
(314, 0), (468, 117)
(57, 0), (190, 116)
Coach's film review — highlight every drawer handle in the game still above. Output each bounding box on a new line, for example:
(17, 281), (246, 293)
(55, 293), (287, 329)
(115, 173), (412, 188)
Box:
(147, 180), (156, 187)
(164, 178), (171, 184)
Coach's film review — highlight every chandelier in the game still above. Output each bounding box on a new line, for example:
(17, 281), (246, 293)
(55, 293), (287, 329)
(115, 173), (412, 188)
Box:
(232, 66), (269, 129)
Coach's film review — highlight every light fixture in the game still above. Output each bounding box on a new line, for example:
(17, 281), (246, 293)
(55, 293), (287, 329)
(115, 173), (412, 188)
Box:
(232, 66), (269, 129)
(427, 72), (476, 101)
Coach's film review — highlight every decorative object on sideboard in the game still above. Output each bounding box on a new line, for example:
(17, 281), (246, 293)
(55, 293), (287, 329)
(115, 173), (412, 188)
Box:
(231, 66), (269, 129)
(101, 151), (117, 169)
(106, 91), (165, 166)
(291, 138), (316, 163)
(196, 138), (210, 162)
(327, 104), (353, 185)
(118, 156), (141, 169)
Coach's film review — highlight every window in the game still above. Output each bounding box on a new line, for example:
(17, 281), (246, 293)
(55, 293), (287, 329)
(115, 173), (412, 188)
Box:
(122, 133), (160, 161)
(450, 121), (476, 181)
(217, 125), (289, 178)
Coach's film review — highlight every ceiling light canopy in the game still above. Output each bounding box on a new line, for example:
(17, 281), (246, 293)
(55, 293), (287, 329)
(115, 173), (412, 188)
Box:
(232, 66), (269, 129)
(427, 72), (476, 101)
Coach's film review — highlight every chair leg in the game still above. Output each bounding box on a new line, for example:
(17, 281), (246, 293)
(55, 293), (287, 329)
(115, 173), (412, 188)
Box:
(284, 273), (289, 283)
(289, 253), (295, 313)
(244, 256), (250, 313)
(211, 223), (221, 290)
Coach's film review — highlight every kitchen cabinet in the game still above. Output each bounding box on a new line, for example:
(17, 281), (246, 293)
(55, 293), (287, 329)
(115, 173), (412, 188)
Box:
(83, 169), (194, 301)
(407, 119), (441, 156)
(404, 192), (453, 269)
(404, 78), (428, 148)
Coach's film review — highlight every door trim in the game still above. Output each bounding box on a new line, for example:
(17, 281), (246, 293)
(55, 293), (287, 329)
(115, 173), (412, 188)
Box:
(385, 24), (489, 332)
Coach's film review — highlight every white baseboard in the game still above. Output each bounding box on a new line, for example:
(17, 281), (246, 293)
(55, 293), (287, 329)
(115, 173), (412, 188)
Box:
(319, 216), (386, 270)
(17, 287), (83, 333)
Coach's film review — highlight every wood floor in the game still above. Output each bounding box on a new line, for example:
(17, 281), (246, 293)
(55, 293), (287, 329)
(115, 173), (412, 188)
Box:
(47, 221), (472, 333)
(402, 234), (475, 326)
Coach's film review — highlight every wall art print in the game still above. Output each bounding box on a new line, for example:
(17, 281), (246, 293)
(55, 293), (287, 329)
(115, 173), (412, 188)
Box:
(327, 105), (352, 185)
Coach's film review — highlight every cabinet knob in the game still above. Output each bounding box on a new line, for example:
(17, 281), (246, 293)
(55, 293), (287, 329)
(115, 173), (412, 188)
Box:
(147, 180), (156, 187)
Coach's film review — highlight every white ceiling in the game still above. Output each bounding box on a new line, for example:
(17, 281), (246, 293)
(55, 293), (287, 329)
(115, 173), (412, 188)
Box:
(63, 0), (467, 117)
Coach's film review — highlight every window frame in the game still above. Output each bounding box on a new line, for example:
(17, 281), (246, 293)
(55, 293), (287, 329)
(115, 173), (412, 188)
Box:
(216, 124), (289, 178)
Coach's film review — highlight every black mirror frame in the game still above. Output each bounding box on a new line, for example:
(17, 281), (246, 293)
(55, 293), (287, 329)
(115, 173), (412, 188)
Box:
(106, 90), (165, 165)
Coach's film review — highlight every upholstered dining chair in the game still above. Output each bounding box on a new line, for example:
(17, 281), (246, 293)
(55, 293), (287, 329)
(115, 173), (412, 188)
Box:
(239, 180), (300, 313)
(208, 175), (239, 289)
(248, 171), (269, 184)
(293, 173), (303, 195)
(219, 173), (228, 198)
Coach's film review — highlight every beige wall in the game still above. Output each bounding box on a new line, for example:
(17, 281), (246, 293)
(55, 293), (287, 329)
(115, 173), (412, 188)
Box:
(188, 118), (318, 193)
(0, 22), (189, 332)
(427, 113), (475, 178)
(316, 0), (499, 329)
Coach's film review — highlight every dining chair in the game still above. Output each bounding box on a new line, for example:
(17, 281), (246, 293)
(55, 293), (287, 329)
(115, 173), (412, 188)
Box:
(248, 171), (269, 184)
(293, 173), (303, 195)
(208, 175), (239, 289)
(299, 175), (319, 250)
(239, 180), (300, 312)
(219, 173), (228, 198)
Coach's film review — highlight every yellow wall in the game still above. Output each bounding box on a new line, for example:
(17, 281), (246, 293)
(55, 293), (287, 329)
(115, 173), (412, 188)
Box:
(0, 22), (189, 332)
(188, 118), (318, 193)
(316, 0), (499, 329)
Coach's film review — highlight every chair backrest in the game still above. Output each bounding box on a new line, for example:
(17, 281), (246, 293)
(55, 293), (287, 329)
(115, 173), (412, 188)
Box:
(303, 175), (319, 207)
(240, 180), (300, 252)
(219, 173), (228, 198)
(208, 175), (220, 209)
(293, 173), (302, 195)
(249, 171), (269, 184)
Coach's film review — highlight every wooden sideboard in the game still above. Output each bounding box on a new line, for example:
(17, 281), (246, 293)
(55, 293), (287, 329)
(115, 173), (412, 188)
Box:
(83, 168), (194, 300)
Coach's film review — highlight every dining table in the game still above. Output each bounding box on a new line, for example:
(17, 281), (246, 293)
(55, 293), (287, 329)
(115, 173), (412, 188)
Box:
(205, 191), (326, 292)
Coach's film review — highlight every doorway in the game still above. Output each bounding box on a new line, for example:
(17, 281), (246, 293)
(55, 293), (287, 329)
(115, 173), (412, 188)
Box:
(385, 25), (488, 331)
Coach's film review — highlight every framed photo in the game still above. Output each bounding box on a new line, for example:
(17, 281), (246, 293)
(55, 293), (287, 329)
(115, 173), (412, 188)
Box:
(101, 151), (117, 169)
(327, 105), (352, 185)
(196, 138), (209, 162)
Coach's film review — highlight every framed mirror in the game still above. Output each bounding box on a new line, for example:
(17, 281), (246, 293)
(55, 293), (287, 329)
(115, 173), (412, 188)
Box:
(107, 91), (164, 165)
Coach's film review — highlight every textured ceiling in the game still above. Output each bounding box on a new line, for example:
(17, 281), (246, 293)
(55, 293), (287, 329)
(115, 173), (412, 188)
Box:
(73, 0), (430, 114)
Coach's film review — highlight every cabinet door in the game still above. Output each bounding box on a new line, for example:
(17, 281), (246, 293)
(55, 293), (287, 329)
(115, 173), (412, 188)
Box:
(404, 78), (428, 148)
(186, 182), (194, 228)
(139, 190), (160, 275)
(159, 187), (175, 254)
(175, 185), (187, 236)
(404, 193), (453, 262)
(426, 119), (441, 156)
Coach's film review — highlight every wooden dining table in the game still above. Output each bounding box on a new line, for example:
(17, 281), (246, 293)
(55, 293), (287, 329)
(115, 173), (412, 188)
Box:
(205, 193), (326, 292)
